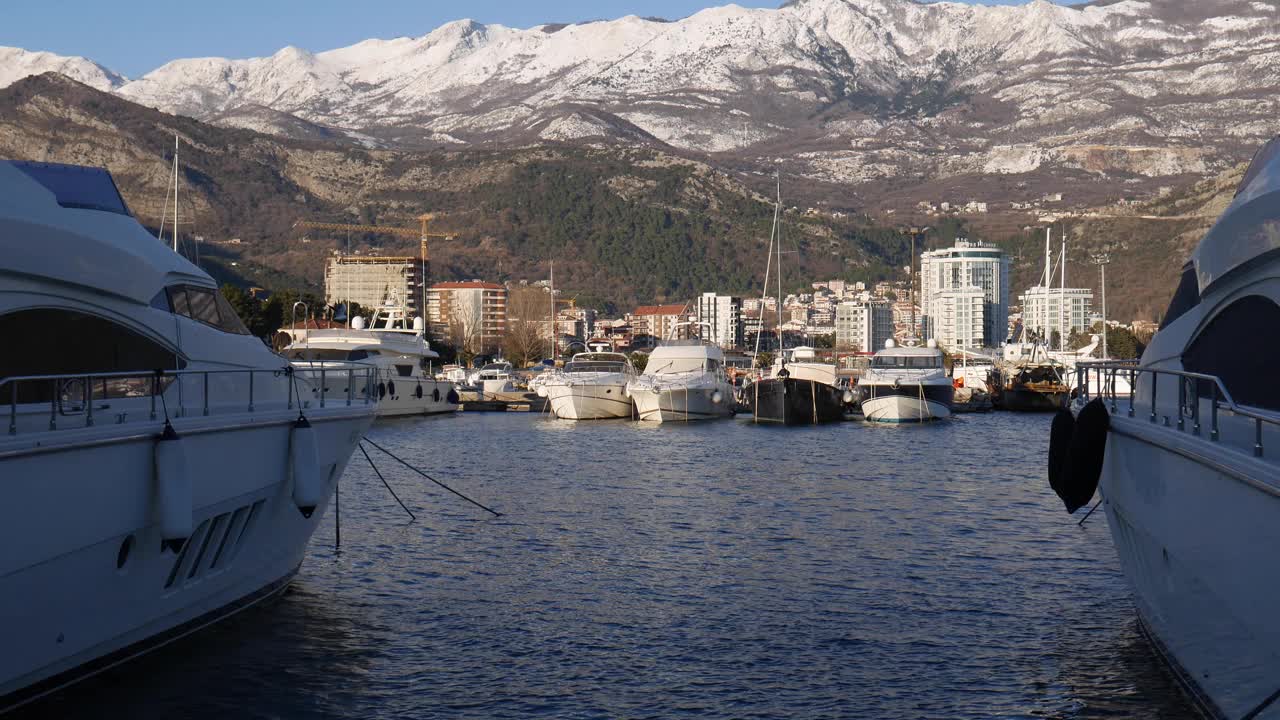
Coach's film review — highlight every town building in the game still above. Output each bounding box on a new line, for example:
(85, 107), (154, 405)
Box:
(931, 287), (987, 350)
(630, 303), (689, 346)
(695, 293), (743, 349)
(426, 281), (507, 354)
(325, 253), (425, 319)
(835, 298), (894, 352)
(1020, 287), (1094, 343)
(919, 239), (1010, 347)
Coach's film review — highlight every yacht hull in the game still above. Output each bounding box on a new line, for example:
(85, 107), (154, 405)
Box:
(373, 378), (459, 417)
(0, 408), (374, 711)
(858, 383), (953, 423)
(631, 386), (733, 423)
(741, 378), (845, 425)
(997, 386), (1069, 412)
(545, 382), (633, 420)
(1101, 418), (1280, 720)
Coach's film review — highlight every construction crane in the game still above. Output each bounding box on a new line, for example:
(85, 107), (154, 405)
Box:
(292, 213), (454, 262)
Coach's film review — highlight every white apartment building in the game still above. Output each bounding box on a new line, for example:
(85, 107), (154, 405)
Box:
(695, 292), (743, 349)
(919, 239), (1010, 347)
(835, 299), (894, 352)
(932, 287), (986, 350)
(1020, 287), (1094, 343)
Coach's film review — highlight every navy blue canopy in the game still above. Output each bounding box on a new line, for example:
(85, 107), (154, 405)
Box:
(12, 161), (132, 216)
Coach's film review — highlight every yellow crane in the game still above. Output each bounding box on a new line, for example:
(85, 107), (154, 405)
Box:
(292, 213), (454, 262)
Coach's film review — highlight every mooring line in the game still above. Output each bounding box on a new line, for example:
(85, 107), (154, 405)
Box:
(1077, 497), (1103, 526)
(358, 443), (417, 521)
(362, 437), (503, 517)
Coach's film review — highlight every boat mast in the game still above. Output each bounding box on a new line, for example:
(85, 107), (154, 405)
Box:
(1060, 228), (1067, 352)
(775, 173), (784, 366)
(550, 261), (556, 364)
(754, 179), (779, 363)
(172, 135), (179, 253)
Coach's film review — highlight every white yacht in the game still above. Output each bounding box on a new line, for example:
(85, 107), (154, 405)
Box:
(0, 161), (376, 710)
(467, 361), (516, 397)
(540, 352), (637, 420)
(283, 301), (458, 417)
(626, 340), (735, 422)
(857, 340), (954, 423)
(1060, 136), (1280, 720)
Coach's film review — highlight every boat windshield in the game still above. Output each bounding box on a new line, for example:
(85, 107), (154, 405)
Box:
(873, 355), (941, 369)
(645, 357), (709, 375)
(565, 361), (627, 374)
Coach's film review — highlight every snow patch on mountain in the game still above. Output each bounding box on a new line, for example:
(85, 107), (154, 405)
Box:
(0, 47), (124, 92)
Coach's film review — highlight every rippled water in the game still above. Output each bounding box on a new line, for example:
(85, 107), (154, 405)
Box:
(24, 412), (1196, 719)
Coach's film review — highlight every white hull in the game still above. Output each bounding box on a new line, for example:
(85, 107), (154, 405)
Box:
(861, 394), (951, 423)
(373, 378), (458, 417)
(1101, 418), (1280, 719)
(545, 382), (633, 420)
(0, 406), (374, 709)
(631, 386), (733, 423)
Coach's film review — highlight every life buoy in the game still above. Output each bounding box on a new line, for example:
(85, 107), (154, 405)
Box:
(290, 416), (322, 518)
(154, 422), (191, 553)
(1048, 399), (1110, 513)
(433, 387), (441, 402)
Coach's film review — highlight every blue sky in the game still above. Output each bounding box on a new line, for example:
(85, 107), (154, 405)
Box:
(5, 0), (1084, 78)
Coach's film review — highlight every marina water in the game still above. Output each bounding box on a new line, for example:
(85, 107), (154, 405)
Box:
(22, 413), (1195, 718)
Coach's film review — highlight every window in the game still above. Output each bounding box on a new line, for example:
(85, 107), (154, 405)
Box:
(153, 285), (251, 335)
(0, 309), (184, 403)
(1182, 295), (1280, 411)
(1160, 265), (1200, 330)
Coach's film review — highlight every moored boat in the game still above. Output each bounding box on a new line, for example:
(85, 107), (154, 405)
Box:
(627, 340), (735, 422)
(1048, 135), (1280, 720)
(857, 340), (954, 423)
(542, 352), (637, 420)
(0, 160), (376, 710)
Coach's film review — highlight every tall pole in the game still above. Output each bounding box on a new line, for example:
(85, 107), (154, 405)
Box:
(172, 135), (179, 253)
(776, 173), (784, 359)
(1060, 229), (1067, 351)
(910, 231), (916, 338)
(1094, 254), (1110, 359)
(550, 261), (556, 363)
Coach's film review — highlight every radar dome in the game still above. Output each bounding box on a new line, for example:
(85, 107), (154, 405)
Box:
(926, 338), (938, 349)
(884, 339), (897, 349)
(351, 316), (366, 330)
(413, 316), (426, 332)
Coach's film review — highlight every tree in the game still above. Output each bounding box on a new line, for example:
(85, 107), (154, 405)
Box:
(503, 286), (550, 367)
(1105, 325), (1145, 359)
(629, 351), (649, 373)
(812, 333), (835, 349)
(755, 351), (774, 369)
(220, 284), (261, 335)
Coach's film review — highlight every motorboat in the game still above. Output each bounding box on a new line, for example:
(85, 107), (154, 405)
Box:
(857, 339), (954, 423)
(540, 352), (636, 420)
(0, 161), (377, 710)
(1052, 136), (1280, 720)
(467, 361), (515, 397)
(282, 300), (458, 417)
(627, 340), (735, 422)
(993, 345), (1071, 412)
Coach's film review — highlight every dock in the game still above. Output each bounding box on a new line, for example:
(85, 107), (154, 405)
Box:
(458, 389), (549, 413)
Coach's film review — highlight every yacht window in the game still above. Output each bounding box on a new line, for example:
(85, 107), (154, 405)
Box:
(157, 285), (251, 335)
(873, 356), (940, 370)
(288, 348), (369, 362)
(0, 309), (184, 403)
(1160, 265), (1200, 330)
(395, 364), (414, 377)
(349, 350), (369, 361)
(565, 361), (627, 373)
(1182, 295), (1280, 411)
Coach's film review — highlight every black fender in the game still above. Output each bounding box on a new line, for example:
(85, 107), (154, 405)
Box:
(433, 387), (441, 402)
(1065, 399), (1111, 513)
(1048, 408), (1076, 510)
(415, 384), (423, 399)
(447, 388), (460, 405)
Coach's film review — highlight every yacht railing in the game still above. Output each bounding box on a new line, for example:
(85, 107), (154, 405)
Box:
(3, 364), (376, 437)
(1075, 361), (1280, 459)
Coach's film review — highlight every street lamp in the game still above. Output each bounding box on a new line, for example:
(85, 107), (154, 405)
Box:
(1092, 253), (1111, 359)
(898, 226), (931, 339)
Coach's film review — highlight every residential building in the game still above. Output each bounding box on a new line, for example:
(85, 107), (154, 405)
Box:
(695, 293), (743, 349)
(932, 287), (987, 350)
(835, 299), (894, 352)
(1020, 286), (1094, 343)
(325, 253), (425, 319)
(630, 303), (689, 346)
(427, 281), (507, 354)
(919, 239), (1010, 347)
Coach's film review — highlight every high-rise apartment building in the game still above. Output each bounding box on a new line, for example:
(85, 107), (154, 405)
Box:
(835, 298), (894, 352)
(427, 281), (507, 354)
(1020, 287), (1094, 343)
(919, 239), (1010, 347)
(695, 293), (743, 348)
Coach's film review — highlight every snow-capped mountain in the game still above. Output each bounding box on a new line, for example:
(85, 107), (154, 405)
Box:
(0, 47), (124, 93)
(5, 0), (1280, 189)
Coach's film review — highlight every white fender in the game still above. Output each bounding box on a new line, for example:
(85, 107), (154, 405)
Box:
(154, 422), (192, 553)
(290, 416), (323, 518)
(711, 390), (723, 404)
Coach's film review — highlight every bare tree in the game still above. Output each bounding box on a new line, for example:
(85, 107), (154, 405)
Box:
(448, 303), (484, 365)
(504, 286), (550, 367)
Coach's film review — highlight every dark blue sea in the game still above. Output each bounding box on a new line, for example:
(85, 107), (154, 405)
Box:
(22, 412), (1196, 719)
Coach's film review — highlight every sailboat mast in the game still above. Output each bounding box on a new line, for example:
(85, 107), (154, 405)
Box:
(775, 174), (784, 361)
(549, 261), (556, 363)
(754, 187), (778, 360)
(1060, 229), (1067, 351)
(172, 135), (179, 253)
